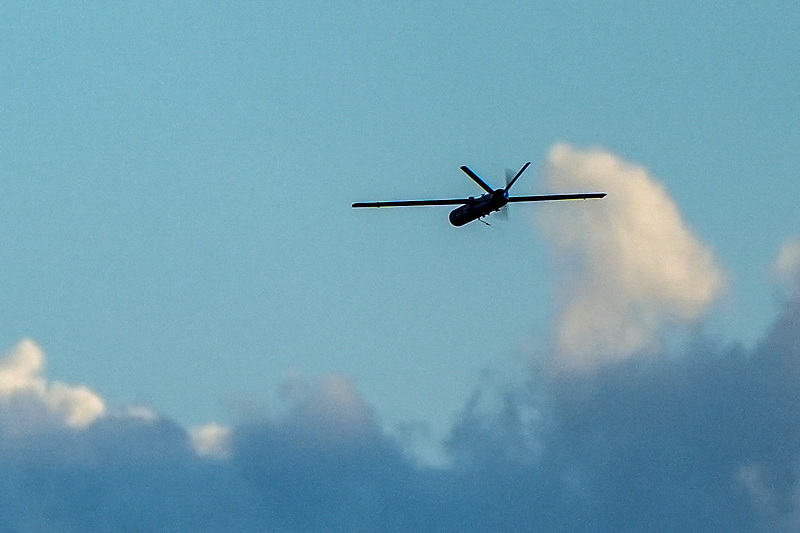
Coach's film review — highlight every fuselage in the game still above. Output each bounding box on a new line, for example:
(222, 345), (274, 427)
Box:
(448, 190), (508, 226)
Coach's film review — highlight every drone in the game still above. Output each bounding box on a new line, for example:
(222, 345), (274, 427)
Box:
(352, 162), (606, 226)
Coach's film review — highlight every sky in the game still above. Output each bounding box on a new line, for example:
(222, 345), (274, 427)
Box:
(1, 2), (799, 530)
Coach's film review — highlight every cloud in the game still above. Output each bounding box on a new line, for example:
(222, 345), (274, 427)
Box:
(772, 237), (800, 297)
(229, 375), (413, 531)
(191, 422), (232, 459)
(275, 372), (380, 443)
(0, 339), (106, 431)
(537, 144), (726, 369)
(1, 297), (799, 532)
(447, 292), (800, 530)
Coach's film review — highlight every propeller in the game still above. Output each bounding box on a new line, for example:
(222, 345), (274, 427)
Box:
(497, 168), (515, 220)
(493, 162), (532, 220)
(504, 162), (530, 193)
(496, 205), (509, 220)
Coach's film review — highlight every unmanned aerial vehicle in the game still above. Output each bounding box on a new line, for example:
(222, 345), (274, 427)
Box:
(352, 162), (606, 226)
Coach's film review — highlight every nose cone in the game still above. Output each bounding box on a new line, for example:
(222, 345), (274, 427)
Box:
(449, 207), (469, 226)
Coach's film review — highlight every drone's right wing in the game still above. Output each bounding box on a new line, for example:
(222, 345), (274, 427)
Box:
(352, 198), (471, 208)
(508, 193), (606, 202)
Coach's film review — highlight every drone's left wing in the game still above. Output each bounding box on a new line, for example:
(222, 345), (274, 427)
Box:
(352, 198), (470, 208)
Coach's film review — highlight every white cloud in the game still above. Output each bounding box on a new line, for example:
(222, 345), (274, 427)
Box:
(191, 423), (232, 459)
(771, 237), (800, 297)
(538, 144), (726, 369)
(0, 339), (106, 430)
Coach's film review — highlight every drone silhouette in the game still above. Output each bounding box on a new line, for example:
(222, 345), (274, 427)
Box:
(352, 162), (605, 226)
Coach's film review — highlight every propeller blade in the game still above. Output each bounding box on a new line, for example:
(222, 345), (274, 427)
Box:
(504, 162), (531, 192)
(505, 169), (514, 188)
(496, 205), (508, 220)
(460, 166), (495, 194)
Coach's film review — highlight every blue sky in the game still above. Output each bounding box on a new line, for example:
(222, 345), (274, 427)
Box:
(2, 1), (796, 433)
(1, 3), (799, 529)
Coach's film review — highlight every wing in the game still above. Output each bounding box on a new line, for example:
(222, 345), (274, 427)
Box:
(352, 198), (471, 208)
(507, 193), (606, 202)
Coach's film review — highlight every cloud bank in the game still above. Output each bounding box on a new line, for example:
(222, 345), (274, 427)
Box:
(1, 147), (797, 532)
(538, 144), (726, 369)
(2, 297), (799, 531)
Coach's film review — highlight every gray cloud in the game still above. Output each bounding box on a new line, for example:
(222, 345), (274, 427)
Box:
(1, 298), (799, 532)
(448, 296), (800, 531)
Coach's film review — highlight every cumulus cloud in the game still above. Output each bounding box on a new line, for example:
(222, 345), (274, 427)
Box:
(0, 339), (106, 430)
(537, 144), (726, 369)
(447, 288), (800, 530)
(772, 237), (800, 297)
